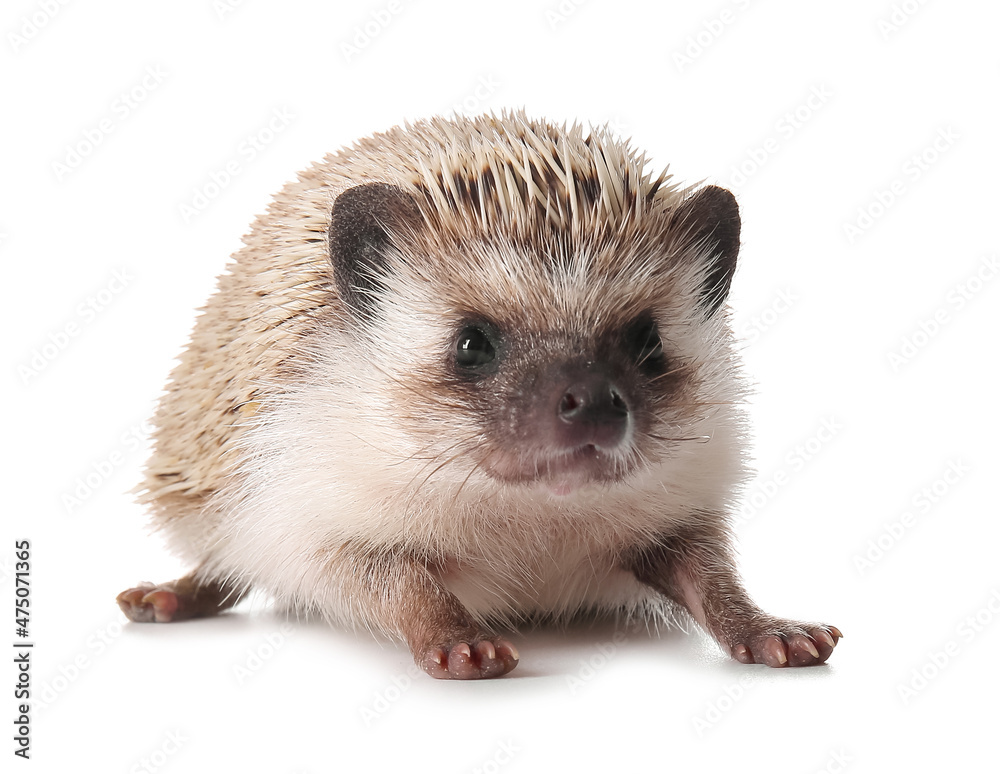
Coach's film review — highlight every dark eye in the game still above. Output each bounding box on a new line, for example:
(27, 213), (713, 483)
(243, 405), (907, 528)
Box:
(628, 318), (664, 370)
(455, 325), (496, 369)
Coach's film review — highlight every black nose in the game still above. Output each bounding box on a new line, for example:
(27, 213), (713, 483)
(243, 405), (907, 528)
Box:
(556, 373), (630, 450)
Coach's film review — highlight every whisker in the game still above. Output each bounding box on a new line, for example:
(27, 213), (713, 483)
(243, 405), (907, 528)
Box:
(402, 434), (485, 511)
(451, 450), (487, 507)
(645, 432), (711, 443)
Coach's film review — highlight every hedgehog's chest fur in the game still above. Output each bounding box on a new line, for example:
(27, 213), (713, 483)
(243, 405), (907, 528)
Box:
(385, 481), (687, 621)
(431, 527), (655, 624)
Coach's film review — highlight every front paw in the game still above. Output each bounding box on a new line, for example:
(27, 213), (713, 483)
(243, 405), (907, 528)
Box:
(419, 637), (520, 680)
(730, 623), (842, 667)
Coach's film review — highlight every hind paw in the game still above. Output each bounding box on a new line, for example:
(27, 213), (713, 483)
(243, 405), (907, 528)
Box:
(116, 584), (181, 623)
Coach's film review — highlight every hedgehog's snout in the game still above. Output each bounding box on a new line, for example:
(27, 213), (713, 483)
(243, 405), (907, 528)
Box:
(553, 368), (631, 452)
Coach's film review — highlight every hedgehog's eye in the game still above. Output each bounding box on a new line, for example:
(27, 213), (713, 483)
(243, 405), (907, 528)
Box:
(628, 318), (664, 370)
(455, 325), (496, 369)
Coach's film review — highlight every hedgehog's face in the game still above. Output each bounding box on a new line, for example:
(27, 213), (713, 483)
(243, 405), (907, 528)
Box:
(327, 182), (740, 496)
(439, 311), (676, 495)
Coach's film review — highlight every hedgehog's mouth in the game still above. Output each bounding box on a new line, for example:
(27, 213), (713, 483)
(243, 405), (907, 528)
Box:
(481, 443), (634, 495)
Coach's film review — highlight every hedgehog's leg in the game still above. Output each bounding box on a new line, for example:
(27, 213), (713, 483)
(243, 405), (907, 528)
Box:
(117, 570), (241, 623)
(626, 518), (841, 667)
(330, 544), (518, 680)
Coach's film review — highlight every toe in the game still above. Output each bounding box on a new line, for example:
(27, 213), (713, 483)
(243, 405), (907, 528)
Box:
(493, 638), (520, 675)
(732, 643), (754, 664)
(141, 590), (180, 623)
(811, 628), (838, 663)
(447, 642), (476, 679)
(475, 639), (519, 678)
(116, 585), (155, 622)
(475, 641), (505, 679)
(421, 647), (450, 680)
(758, 635), (789, 667)
(786, 634), (821, 666)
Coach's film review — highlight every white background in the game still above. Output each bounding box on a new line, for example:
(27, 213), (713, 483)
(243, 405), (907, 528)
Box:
(3, 0), (999, 771)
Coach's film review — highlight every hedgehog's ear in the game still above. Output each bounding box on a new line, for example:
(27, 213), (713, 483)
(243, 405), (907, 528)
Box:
(674, 185), (741, 316)
(328, 182), (423, 319)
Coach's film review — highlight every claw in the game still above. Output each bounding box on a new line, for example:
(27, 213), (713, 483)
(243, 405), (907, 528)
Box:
(815, 630), (835, 649)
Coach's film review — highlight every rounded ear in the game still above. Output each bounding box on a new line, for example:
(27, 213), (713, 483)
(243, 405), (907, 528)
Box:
(327, 182), (423, 320)
(673, 185), (741, 315)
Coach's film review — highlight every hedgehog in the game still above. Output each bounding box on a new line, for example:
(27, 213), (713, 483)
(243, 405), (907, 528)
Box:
(117, 111), (841, 679)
